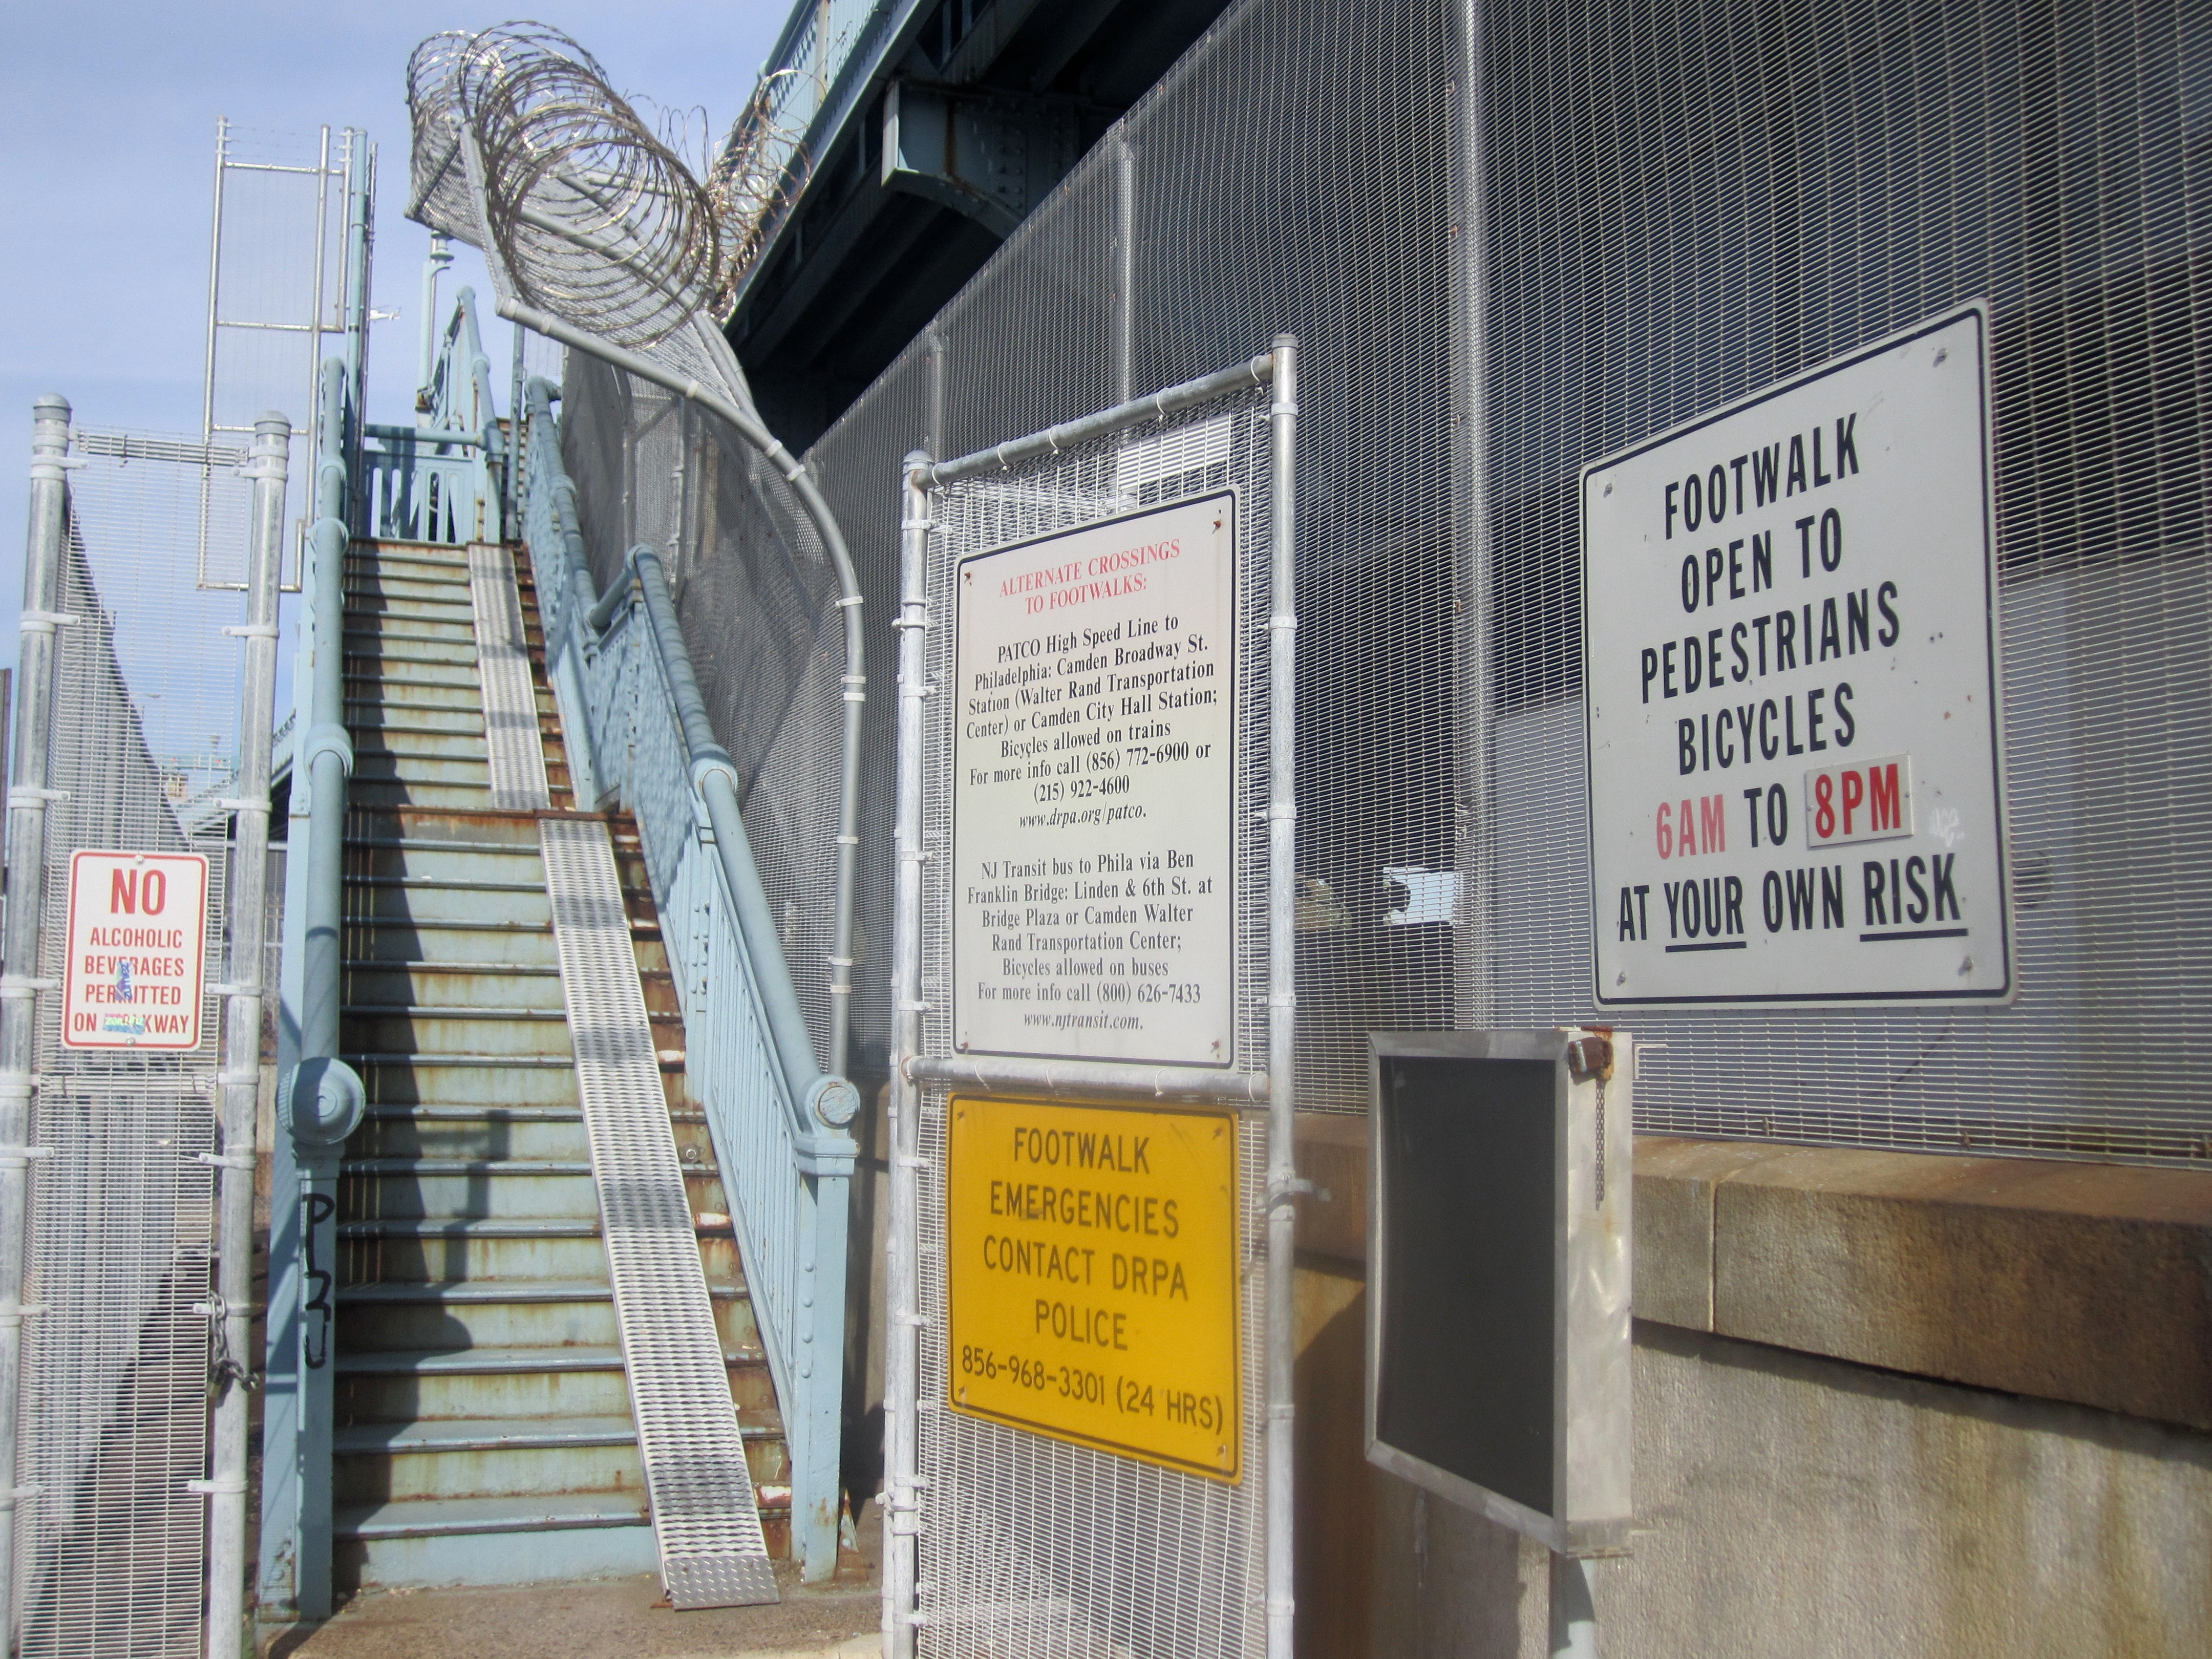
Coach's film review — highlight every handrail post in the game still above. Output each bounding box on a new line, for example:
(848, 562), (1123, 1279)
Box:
(416, 233), (453, 415)
(455, 287), (503, 542)
(0, 395), (75, 1654)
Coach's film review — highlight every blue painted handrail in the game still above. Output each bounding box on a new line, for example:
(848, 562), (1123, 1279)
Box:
(360, 286), (503, 543)
(518, 375), (856, 1583)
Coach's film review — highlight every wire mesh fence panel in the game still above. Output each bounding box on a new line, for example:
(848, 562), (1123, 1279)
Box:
(202, 122), (353, 590)
(790, 0), (2212, 1166)
(1472, 0), (2212, 1163)
(804, 0), (1469, 1126)
(559, 357), (853, 1078)
(909, 386), (1277, 1659)
(11, 437), (256, 1656)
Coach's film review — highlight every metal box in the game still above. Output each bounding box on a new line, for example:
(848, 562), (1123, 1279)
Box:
(1364, 1030), (1634, 1555)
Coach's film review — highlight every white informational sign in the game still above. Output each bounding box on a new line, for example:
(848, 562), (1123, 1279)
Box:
(1583, 303), (2013, 1006)
(952, 493), (1238, 1065)
(62, 849), (211, 1048)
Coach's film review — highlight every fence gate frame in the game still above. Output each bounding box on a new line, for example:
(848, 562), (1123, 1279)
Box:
(888, 336), (1300, 1659)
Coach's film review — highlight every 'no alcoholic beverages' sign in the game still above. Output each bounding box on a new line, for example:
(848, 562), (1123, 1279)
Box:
(944, 1094), (1241, 1479)
(1583, 304), (2014, 1006)
(62, 849), (210, 1048)
(951, 493), (1237, 1065)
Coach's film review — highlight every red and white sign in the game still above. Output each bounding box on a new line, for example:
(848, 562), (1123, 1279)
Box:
(1583, 303), (2014, 1006)
(1804, 753), (1914, 849)
(62, 850), (210, 1049)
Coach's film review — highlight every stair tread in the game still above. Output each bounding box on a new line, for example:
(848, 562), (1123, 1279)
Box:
(347, 876), (548, 891)
(364, 1104), (580, 1121)
(348, 960), (559, 973)
(343, 1004), (569, 1019)
(336, 1345), (627, 1375)
(338, 1278), (611, 1305)
(337, 1277), (748, 1305)
(344, 837), (546, 854)
(338, 1218), (601, 1239)
(333, 1415), (639, 1454)
(336, 1343), (765, 1374)
(346, 1053), (583, 1067)
(339, 1157), (593, 1176)
(333, 1493), (649, 1541)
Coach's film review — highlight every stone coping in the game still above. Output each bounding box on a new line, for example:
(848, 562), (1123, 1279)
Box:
(1292, 1115), (2212, 1432)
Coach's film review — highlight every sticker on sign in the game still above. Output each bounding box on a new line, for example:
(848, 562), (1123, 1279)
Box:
(62, 849), (210, 1048)
(1582, 303), (2014, 1006)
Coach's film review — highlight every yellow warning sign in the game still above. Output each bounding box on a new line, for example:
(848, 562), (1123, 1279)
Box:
(946, 1094), (1241, 1481)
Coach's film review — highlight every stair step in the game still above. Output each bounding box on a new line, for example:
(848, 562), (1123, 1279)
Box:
(349, 876), (554, 896)
(333, 1415), (640, 1455)
(345, 835), (546, 855)
(338, 1218), (601, 1241)
(334, 1344), (764, 1376)
(342, 624), (475, 647)
(348, 959), (559, 975)
(363, 1104), (577, 1122)
(345, 667), (479, 690)
(348, 1053), (582, 1068)
(340, 1157), (592, 1177)
(337, 1278), (746, 1305)
(334, 1493), (648, 1542)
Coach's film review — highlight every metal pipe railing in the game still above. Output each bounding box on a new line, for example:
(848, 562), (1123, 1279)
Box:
(516, 383), (854, 1579)
(597, 545), (858, 1132)
(263, 359), (367, 1628)
(0, 395), (75, 1651)
(496, 297), (864, 1081)
(203, 413), (290, 1659)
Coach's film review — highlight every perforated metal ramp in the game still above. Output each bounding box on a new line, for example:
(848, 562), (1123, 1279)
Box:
(467, 540), (552, 809)
(538, 816), (778, 1608)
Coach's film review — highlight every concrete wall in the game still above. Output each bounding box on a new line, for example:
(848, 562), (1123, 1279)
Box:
(1290, 1121), (2212, 1657)
(1600, 1324), (2211, 1657)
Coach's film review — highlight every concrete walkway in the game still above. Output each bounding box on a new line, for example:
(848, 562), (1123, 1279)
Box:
(268, 1566), (879, 1659)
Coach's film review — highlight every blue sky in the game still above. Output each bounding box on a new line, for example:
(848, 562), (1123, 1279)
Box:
(0, 1), (789, 675)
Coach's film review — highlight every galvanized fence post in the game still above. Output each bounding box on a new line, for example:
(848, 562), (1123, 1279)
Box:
(204, 413), (289, 1658)
(883, 453), (932, 1659)
(0, 394), (73, 1654)
(1264, 335), (1300, 1659)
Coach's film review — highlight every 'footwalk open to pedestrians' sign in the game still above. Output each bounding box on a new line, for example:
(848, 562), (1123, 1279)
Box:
(1583, 303), (2014, 1006)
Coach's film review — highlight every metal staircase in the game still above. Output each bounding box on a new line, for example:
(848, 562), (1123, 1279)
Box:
(326, 535), (791, 1589)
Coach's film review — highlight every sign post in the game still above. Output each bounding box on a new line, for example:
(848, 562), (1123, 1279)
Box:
(1583, 303), (2013, 1007)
